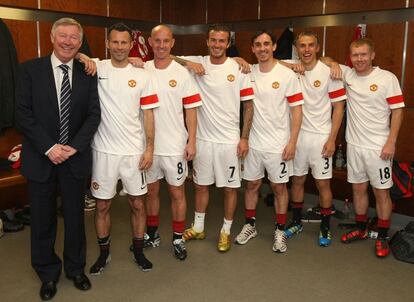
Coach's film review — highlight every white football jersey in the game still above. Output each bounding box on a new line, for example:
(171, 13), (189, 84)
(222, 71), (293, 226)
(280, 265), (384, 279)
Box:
(92, 60), (159, 155)
(249, 62), (304, 153)
(342, 65), (405, 150)
(297, 60), (346, 134)
(185, 56), (254, 144)
(145, 60), (202, 156)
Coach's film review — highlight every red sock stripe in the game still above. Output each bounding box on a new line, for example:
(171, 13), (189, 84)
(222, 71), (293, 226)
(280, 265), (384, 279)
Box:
(147, 215), (159, 227)
(355, 214), (368, 222)
(291, 202), (304, 209)
(320, 207), (332, 216)
(377, 219), (390, 228)
(172, 220), (185, 233)
(245, 209), (256, 219)
(276, 214), (287, 225)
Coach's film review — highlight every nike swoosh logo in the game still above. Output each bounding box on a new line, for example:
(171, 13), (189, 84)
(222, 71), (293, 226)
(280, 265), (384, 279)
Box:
(140, 185), (147, 190)
(380, 179), (390, 185)
(279, 174), (287, 179)
(177, 175), (184, 181)
(98, 77), (108, 80)
(228, 179), (235, 183)
(322, 171), (329, 175)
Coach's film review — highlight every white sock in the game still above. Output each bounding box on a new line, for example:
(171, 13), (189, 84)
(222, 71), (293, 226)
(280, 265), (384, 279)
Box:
(221, 218), (233, 235)
(193, 212), (205, 232)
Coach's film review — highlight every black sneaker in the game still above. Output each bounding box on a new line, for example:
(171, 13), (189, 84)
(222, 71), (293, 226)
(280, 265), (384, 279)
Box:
(144, 232), (161, 248)
(89, 254), (111, 275)
(301, 210), (321, 223)
(129, 232), (161, 251)
(172, 239), (187, 260)
(133, 253), (153, 272)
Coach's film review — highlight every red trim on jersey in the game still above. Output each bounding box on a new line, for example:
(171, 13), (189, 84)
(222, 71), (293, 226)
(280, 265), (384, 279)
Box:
(287, 92), (304, 103)
(240, 87), (254, 98)
(182, 93), (201, 105)
(140, 94), (158, 105)
(386, 95), (404, 105)
(328, 88), (346, 99)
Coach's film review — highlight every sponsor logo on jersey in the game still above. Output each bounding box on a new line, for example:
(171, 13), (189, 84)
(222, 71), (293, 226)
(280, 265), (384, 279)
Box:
(272, 81), (280, 89)
(314, 80), (321, 87)
(370, 84), (378, 92)
(92, 181), (99, 190)
(227, 74), (235, 82)
(128, 80), (136, 87)
(169, 79), (177, 87)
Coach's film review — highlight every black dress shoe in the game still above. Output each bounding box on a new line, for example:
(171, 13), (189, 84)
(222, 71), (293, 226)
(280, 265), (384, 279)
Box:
(67, 273), (91, 291)
(40, 281), (57, 301)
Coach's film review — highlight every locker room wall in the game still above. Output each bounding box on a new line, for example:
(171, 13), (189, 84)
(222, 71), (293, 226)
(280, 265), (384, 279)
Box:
(0, 0), (160, 60)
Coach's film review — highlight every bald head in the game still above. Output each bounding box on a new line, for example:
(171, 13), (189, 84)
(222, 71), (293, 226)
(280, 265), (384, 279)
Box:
(149, 24), (175, 64)
(151, 24), (173, 38)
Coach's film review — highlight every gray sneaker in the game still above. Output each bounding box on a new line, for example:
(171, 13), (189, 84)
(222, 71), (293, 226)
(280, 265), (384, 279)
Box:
(272, 229), (287, 253)
(235, 223), (258, 245)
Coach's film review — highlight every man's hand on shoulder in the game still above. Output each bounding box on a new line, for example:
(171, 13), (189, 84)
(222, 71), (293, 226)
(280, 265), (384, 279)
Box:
(128, 57), (145, 68)
(76, 52), (97, 76)
(186, 61), (205, 76)
(320, 57), (342, 80)
(232, 57), (251, 74)
(279, 61), (305, 75)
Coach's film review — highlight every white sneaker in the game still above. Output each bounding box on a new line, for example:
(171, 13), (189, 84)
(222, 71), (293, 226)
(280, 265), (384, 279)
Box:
(235, 223), (258, 245)
(272, 229), (287, 253)
(84, 195), (96, 212)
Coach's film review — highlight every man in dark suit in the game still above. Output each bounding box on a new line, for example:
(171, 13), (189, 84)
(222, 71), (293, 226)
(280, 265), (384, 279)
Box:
(16, 18), (100, 300)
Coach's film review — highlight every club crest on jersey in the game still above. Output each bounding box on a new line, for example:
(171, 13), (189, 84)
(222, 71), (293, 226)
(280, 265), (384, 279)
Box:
(272, 81), (280, 89)
(128, 80), (136, 87)
(370, 84), (378, 92)
(227, 74), (235, 82)
(314, 80), (321, 87)
(169, 79), (177, 87)
(92, 181), (99, 190)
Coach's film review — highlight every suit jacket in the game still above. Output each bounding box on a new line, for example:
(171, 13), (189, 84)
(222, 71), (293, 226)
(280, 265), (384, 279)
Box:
(0, 19), (18, 132)
(15, 55), (101, 182)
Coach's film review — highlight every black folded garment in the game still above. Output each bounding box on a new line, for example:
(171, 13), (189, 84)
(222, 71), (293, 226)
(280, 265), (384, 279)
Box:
(14, 206), (30, 225)
(0, 158), (11, 171)
(0, 210), (24, 232)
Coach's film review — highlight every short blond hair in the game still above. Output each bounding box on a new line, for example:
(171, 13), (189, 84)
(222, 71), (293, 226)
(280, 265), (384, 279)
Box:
(51, 17), (83, 41)
(350, 38), (375, 52)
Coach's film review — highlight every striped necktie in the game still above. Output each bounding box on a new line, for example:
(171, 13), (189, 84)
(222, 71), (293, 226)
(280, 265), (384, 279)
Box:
(58, 64), (71, 144)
